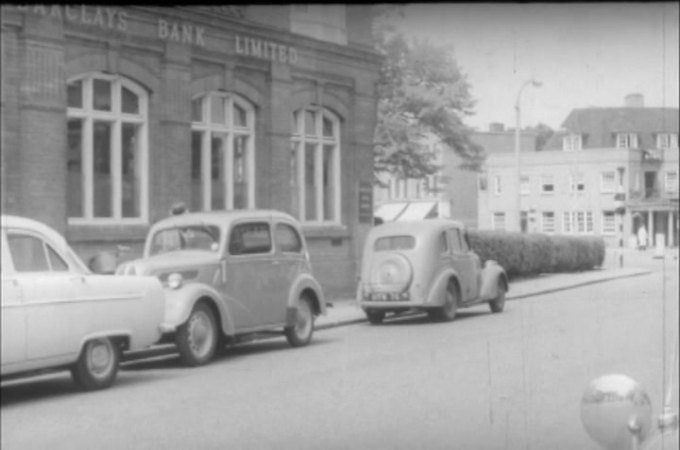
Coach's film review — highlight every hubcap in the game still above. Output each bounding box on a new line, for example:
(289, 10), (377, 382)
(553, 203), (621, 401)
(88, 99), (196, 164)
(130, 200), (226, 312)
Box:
(89, 341), (112, 375)
(188, 311), (213, 356)
(296, 302), (312, 337)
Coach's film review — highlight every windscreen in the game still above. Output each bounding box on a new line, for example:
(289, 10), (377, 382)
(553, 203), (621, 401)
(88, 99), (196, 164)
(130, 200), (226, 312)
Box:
(373, 235), (415, 252)
(149, 225), (220, 256)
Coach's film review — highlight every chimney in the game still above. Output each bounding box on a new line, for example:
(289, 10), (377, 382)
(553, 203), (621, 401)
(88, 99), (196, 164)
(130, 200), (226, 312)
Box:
(624, 93), (644, 108)
(489, 122), (505, 132)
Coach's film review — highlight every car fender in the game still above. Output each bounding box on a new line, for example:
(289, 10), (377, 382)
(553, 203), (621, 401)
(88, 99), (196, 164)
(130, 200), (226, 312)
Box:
(286, 274), (326, 326)
(162, 283), (235, 336)
(425, 268), (460, 306)
(75, 330), (132, 358)
(479, 260), (509, 300)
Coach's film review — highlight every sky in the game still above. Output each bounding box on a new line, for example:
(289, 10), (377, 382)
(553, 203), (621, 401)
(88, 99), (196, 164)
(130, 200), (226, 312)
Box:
(394, 3), (679, 131)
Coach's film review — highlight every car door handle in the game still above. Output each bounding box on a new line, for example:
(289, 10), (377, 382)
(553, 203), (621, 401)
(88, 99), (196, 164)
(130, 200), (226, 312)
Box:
(271, 261), (281, 265)
(70, 276), (86, 283)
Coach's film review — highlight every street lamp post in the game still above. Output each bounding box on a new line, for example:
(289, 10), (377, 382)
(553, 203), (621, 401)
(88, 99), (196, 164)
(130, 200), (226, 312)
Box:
(514, 79), (542, 232)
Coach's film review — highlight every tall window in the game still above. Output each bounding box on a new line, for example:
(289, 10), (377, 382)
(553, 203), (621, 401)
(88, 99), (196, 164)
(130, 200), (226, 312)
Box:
(563, 211), (594, 234)
(67, 73), (148, 223)
(492, 212), (506, 231)
(291, 107), (341, 224)
(602, 211), (616, 234)
(616, 133), (638, 149)
(520, 174), (530, 195)
(600, 171), (617, 193)
(191, 93), (255, 212)
(562, 134), (582, 152)
(541, 212), (555, 233)
(569, 173), (585, 193)
(665, 171), (678, 193)
(656, 133), (678, 149)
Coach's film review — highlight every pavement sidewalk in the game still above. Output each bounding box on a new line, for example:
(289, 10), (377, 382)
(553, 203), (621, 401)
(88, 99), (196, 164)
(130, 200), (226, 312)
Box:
(315, 261), (660, 331)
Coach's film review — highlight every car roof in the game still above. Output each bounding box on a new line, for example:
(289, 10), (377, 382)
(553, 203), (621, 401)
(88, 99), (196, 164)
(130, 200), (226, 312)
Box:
(369, 219), (466, 239)
(1, 215), (69, 246)
(151, 209), (299, 229)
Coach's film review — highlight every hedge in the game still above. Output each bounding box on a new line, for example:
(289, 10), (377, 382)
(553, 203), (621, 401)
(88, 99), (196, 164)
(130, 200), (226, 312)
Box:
(468, 230), (606, 279)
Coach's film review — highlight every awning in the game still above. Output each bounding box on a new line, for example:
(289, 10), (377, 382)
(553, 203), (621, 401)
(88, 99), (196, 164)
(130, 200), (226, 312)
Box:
(374, 202), (409, 222)
(396, 201), (438, 222)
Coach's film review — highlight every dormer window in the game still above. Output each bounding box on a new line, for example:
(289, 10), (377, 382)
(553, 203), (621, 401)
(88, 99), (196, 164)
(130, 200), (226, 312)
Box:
(562, 134), (582, 152)
(657, 133), (678, 149)
(616, 133), (638, 149)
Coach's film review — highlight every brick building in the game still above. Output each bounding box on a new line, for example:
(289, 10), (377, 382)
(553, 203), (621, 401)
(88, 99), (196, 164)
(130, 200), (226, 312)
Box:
(1, 5), (381, 297)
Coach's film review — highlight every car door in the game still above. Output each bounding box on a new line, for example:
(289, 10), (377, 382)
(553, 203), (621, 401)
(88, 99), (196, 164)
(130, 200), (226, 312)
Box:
(448, 227), (479, 302)
(267, 221), (306, 324)
(1, 229), (26, 371)
(224, 221), (280, 330)
(5, 228), (77, 364)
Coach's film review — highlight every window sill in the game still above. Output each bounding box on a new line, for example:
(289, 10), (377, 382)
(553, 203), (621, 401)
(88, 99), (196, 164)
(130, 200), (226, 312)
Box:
(301, 223), (350, 240)
(66, 223), (149, 243)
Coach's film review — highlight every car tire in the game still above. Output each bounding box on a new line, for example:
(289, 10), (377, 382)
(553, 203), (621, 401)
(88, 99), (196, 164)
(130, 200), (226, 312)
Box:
(176, 302), (218, 366)
(431, 281), (458, 322)
(365, 310), (385, 325)
(489, 280), (507, 313)
(71, 337), (119, 390)
(285, 295), (315, 347)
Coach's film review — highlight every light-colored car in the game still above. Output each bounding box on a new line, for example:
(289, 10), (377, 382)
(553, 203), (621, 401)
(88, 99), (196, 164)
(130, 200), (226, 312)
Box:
(115, 210), (326, 366)
(1, 215), (165, 390)
(357, 219), (508, 324)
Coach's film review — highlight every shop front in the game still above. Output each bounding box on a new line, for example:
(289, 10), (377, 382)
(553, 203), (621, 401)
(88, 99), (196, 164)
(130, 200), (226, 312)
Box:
(1, 6), (381, 297)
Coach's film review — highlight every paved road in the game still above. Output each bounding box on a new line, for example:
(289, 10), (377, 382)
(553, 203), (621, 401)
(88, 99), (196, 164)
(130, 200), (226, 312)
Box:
(1, 261), (677, 450)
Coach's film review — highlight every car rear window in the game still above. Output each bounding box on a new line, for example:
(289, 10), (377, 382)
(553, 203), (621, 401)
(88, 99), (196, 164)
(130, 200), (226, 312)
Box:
(373, 235), (415, 252)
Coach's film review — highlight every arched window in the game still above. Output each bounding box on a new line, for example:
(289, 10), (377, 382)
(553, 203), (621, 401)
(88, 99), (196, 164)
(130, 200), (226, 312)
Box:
(290, 107), (341, 224)
(67, 73), (149, 223)
(191, 92), (255, 211)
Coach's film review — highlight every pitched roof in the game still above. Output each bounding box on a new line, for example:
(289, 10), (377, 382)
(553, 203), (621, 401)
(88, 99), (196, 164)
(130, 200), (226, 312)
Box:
(544, 107), (679, 150)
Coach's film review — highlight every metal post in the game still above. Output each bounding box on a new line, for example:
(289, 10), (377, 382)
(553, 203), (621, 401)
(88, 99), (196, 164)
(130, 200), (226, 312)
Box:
(514, 79), (542, 233)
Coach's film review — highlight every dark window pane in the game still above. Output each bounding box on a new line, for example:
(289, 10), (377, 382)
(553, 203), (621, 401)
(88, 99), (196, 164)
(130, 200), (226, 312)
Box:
(67, 119), (83, 218)
(93, 121), (112, 217)
(191, 131), (203, 212)
(210, 135), (225, 210)
(7, 234), (49, 272)
(229, 222), (271, 255)
(275, 224), (302, 253)
(304, 110), (316, 136)
(305, 143), (317, 221)
(233, 135), (248, 209)
(192, 97), (204, 123)
(233, 103), (247, 127)
(122, 123), (140, 218)
(322, 115), (334, 137)
(210, 96), (225, 125)
(93, 79), (112, 111)
(323, 145), (335, 221)
(47, 245), (69, 271)
(67, 80), (83, 108)
(121, 86), (139, 114)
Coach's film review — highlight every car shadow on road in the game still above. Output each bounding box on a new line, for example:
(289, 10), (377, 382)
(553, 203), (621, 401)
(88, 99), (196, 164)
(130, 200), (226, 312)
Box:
(0, 370), (169, 406)
(377, 309), (493, 326)
(121, 336), (335, 372)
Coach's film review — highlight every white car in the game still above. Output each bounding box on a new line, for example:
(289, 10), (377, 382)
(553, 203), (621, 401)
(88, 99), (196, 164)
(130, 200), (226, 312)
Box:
(1, 215), (165, 390)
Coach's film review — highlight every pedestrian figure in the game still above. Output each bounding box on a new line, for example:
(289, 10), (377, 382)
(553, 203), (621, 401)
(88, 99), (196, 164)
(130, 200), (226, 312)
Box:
(637, 225), (648, 251)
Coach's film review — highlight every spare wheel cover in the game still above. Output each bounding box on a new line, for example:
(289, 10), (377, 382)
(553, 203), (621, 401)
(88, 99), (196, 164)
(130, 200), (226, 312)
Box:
(369, 253), (412, 292)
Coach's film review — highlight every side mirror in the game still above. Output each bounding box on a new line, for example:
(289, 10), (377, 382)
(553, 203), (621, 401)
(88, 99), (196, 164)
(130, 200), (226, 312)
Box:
(88, 251), (119, 274)
(581, 374), (653, 450)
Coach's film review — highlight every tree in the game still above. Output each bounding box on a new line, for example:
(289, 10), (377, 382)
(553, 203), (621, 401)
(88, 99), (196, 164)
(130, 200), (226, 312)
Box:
(372, 7), (484, 184)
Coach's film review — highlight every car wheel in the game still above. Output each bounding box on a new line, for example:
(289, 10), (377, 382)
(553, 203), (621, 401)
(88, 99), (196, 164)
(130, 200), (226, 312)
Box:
(71, 337), (119, 390)
(176, 302), (218, 366)
(489, 280), (507, 313)
(285, 295), (315, 347)
(431, 281), (458, 322)
(365, 310), (386, 325)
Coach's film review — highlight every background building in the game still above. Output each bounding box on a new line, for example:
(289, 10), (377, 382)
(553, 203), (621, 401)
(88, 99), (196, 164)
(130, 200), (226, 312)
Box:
(1, 5), (381, 297)
(478, 94), (679, 247)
